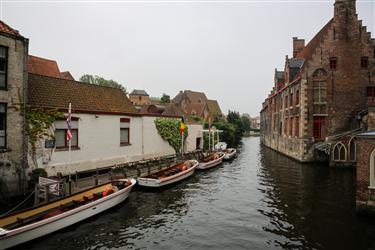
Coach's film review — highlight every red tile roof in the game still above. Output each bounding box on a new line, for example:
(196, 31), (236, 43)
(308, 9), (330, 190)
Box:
(28, 55), (61, 78)
(28, 73), (137, 115)
(296, 18), (334, 61)
(60, 71), (75, 81)
(185, 103), (207, 117)
(0, 20), (22, 37)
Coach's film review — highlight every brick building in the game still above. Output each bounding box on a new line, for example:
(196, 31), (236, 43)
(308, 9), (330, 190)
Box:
(173, 90), (223, 121)
(260, 0), (375, 162)
(129, 89), (151, 106)
(0, 21), (29, 197)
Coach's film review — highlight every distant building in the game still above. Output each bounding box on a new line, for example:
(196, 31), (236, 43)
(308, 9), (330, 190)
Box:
(250, 116), (260, 130)
(129, 89), (151, 106)
(0, 21), (29, 196)
(260, 0), (375, 163)
(173, 90), (223, 121)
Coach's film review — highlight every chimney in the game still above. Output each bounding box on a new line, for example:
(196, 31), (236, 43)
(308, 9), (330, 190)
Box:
(293, 37), (305, 58)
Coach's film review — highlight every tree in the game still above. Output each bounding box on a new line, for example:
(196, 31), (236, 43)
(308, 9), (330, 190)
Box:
(241, 115), (251, 133)
(160, 93), (171, 104)
(79, 74), (127, 94)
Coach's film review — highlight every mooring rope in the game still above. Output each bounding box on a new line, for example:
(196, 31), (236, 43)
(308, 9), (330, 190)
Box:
(0, 191), (35, 217)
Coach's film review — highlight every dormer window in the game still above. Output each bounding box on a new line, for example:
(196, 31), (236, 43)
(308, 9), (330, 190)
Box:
(330, 57), (337, 70)
(0, 46), (7, 89)
(361, 57), (368, 69)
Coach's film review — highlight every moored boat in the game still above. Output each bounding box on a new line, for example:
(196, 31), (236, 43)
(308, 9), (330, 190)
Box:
(196, 152), (225, 170)
(0, 178), (136, 250)
(137, 160), (199, 188)
(223, 148), (237, 160)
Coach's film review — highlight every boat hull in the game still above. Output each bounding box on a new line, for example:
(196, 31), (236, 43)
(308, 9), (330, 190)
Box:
(137, 160), (198, 187)
(197, 153), (225, 170)
(0, 179), (136, 250)
(224, 149), (237, 160)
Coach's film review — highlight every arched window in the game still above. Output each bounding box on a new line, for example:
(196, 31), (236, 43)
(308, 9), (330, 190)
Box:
(349, 138), (356, 161)
(370, 149), (375, 187)
(333, 142), (347, 161)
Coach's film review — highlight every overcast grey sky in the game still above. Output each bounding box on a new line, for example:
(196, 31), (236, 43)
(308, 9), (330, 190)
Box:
(1, 0), (374, 116)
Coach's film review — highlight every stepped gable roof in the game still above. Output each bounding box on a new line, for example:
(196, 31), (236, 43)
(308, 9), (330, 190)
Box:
(28, 55), (61, 78)
(130, 89), (149, 96)
(0, 20), (22, 38)
(28, 73), (137, 114)
(60, 71), (75, 81)
(296, 18), (334, 61)
(206, 99), (222, 116)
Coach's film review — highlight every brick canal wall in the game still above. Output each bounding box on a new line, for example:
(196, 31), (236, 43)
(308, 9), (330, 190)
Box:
(356, 137), (375, 214)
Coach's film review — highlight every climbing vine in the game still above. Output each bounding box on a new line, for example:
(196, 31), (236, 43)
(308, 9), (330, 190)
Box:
(26, 107), (65, 151)
(154, 118), (188, 154)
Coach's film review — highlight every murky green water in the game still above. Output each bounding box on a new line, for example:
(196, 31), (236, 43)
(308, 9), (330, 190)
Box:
(17, 137), (375, 250)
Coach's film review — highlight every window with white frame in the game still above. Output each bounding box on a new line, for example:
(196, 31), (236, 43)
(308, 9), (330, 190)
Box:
(54, 119), (79, 149)
(333, 142), (346, 161)
(120, 118), (130, 145)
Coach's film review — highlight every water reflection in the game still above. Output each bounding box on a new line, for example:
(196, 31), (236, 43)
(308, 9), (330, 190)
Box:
(258, 145), (375, 250)
(16, 137), (375, 250)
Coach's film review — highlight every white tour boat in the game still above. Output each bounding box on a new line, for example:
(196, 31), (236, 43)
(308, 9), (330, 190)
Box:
(196, 152), (225, 170)
(137, 160), (199, 188)
(0, 178), (136, 250)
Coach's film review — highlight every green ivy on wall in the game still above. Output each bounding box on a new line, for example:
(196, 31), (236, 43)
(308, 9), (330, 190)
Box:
(154, 118), (188, 154)
(26, 107), (65, 151)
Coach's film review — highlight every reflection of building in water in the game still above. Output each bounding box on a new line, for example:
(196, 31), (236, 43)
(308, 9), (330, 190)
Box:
(260, 0), (375, 165)
(258, 145), (363, 249)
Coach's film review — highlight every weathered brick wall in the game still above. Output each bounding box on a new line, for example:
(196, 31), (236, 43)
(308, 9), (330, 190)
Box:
(356, 137), (375, 212)
(261, 0), (375, 163)
(0, 33), (28, 197)
(304, 0), (374, 138)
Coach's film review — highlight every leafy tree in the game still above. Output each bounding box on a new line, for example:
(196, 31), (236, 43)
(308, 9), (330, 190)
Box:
(160, 93), (171, 104)
(241, 115), (251, 133)
(80, 74), (127, 94)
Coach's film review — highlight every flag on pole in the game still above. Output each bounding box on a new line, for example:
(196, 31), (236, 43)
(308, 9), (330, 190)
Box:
(180, 121), (185, 135)
(66, 103), (72, 141)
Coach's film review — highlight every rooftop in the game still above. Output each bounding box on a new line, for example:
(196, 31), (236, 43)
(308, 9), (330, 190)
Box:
(0, 20), (23, 38)
(28, 74), (137, 115)
(28, 55), (61, 78)
(130, 89), (149, 96)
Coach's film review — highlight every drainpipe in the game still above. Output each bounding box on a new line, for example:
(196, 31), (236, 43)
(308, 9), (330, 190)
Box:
(22, 38), (29, 194)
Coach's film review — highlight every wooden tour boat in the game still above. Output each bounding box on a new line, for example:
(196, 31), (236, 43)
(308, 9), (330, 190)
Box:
(0, 178), (136, 250)
(137, 160), (199, 188)
(197, 152), (225, 170)
(223, 148), (237, 160)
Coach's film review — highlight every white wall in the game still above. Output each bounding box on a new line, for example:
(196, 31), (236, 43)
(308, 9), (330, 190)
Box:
(37, 114), (178, 176)
(185, 124), (203, 152)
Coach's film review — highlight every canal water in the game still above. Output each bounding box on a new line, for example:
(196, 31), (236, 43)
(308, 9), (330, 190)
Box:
(20, 137), (375, 250)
